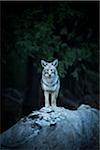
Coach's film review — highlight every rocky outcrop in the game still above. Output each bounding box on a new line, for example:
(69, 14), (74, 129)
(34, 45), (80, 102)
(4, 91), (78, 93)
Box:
(1, 104), (99, 150)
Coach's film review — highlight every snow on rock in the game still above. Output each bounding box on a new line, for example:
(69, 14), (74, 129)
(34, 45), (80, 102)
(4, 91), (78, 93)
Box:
(0, 105), (99, 150)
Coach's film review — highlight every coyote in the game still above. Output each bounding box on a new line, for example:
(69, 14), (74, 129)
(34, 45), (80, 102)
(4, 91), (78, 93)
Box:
(41, 59), (60, 107)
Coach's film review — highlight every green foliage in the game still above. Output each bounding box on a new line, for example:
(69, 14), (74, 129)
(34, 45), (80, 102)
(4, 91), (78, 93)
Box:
(4, 2), (98, 89)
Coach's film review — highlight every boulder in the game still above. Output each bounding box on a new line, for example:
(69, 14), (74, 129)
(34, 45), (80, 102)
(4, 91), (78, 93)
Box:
(1, 104), (99, 150)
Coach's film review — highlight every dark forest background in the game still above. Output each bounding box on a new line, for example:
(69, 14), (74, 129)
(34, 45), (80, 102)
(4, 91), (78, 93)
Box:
(1, 1), (99, 132)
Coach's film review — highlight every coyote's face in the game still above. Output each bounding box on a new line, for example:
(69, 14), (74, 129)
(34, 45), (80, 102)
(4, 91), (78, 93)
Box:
(41, 59), (58, 79)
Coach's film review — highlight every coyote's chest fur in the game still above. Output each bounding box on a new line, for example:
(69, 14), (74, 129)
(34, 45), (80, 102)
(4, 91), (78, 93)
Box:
(41, 59), (60, 107)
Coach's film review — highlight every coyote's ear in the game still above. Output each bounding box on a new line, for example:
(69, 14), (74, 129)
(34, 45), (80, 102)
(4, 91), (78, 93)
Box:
(52, 59), (58, 67)
(41, 60), (47, 67)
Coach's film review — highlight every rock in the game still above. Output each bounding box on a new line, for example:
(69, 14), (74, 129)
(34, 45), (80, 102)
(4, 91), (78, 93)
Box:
(0, 105), (99, 150)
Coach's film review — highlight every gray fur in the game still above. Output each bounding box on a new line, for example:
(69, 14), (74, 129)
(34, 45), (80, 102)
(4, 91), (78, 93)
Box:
(41, 60), (60, 107)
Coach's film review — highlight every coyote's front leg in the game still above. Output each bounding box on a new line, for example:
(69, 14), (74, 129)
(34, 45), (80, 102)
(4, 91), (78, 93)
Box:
(51, 92), (57, 106)
(44, 91), (50, 107)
